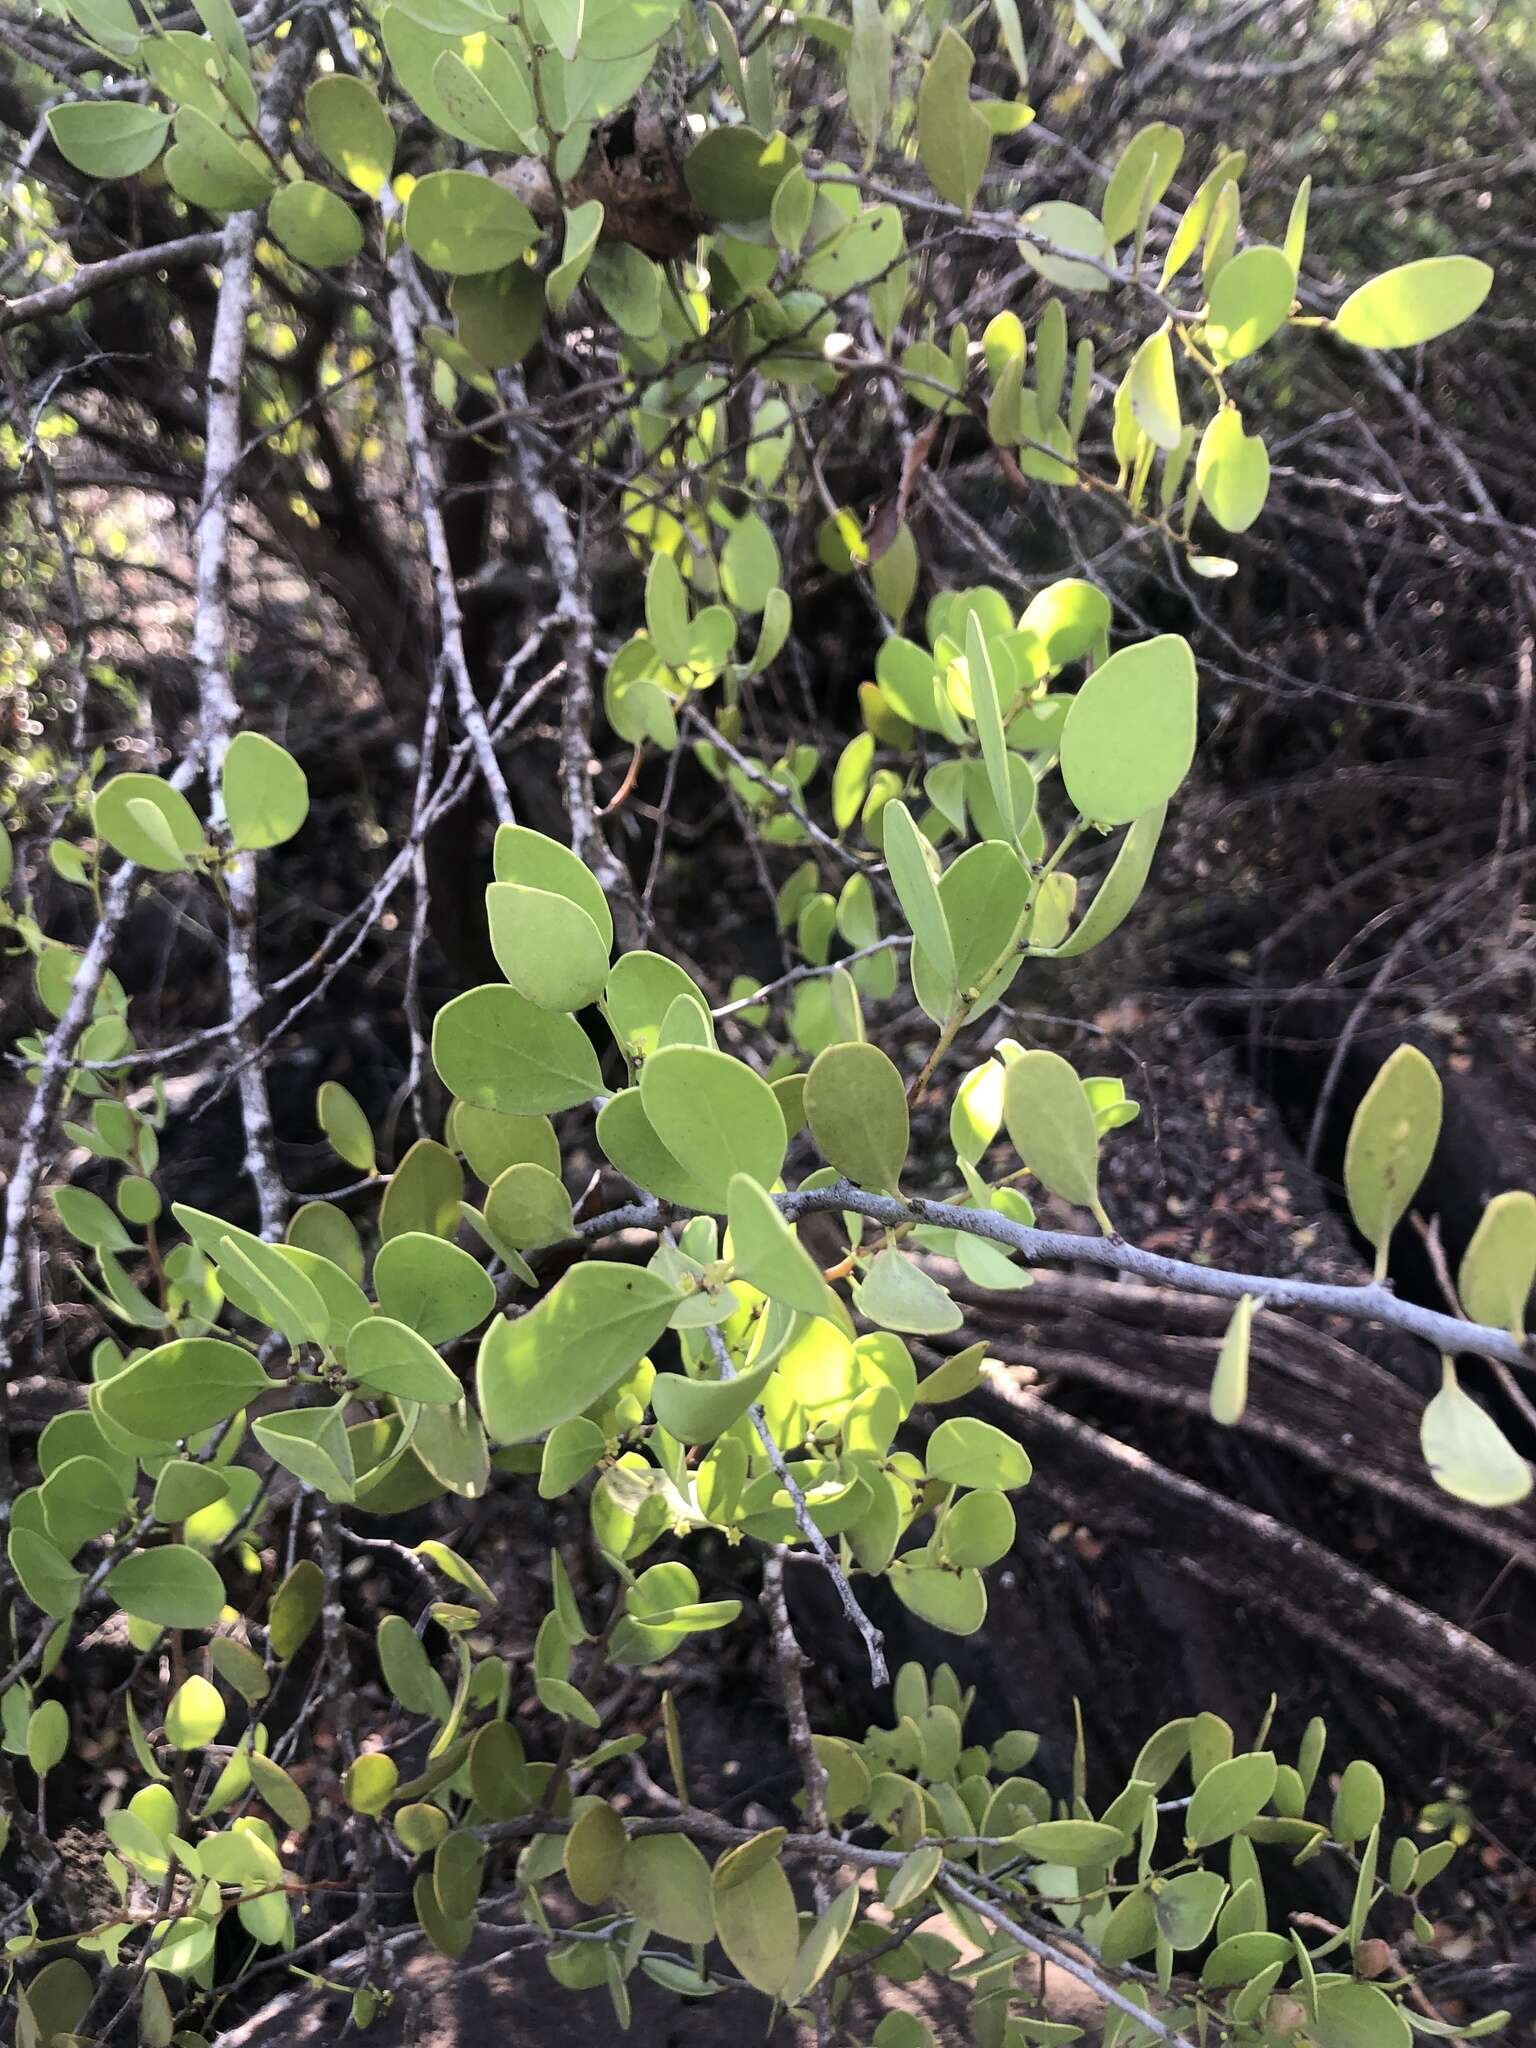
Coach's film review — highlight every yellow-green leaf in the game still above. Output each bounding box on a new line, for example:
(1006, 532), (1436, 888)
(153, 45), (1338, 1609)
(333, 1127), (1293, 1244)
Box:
(1343, 1045), (1441, 1277)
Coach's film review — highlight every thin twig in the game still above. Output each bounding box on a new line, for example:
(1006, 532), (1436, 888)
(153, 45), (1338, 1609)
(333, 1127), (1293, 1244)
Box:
(187, 2), (326, 1237)
(385, 235), (514, 828)
(705, 1324), (888, 1685)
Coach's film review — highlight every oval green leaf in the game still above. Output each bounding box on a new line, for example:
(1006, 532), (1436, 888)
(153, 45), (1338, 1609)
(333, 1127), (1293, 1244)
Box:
(1059, 634), (1197, 827)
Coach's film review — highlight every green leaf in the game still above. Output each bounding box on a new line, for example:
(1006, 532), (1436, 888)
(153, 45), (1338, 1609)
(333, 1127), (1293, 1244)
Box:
(950, 1060), (1004, 1167)
(490, 825), (612, 949)
(210, 1635), (269, 1705)
(348, 1315), (463, 1405)
(375, 1231), (492, 1344)
(348, 1751), (400, 1816)
(1102, 122), (1183, 243)
(726, 1174), (829, 1317)
(1154, 1868), (1227, 1948)
(1194, 407), (1270, 534)
(143, 28), (234, 120)
(1458, 1190), (1536, 1338)
(720, 514), (782, 616)
(989, 0), (1028, 83)
(1421, 1359), (1532, 1508)
(638, 1046), (787, 1213)
(164, 1674), (224, 1750)
(189, 0), (252, 74)
(746, 585), (792, 676)
(539, 1416), (606, 1497)
(1003, 1049), (1101, 1214)
(1185, 1751), (1277, 1847)
(1334, 257), (1492, 350)
(1048, 804), (1165, 959)
(484, 1162), (574, 1250)
(94, 773), (204, 873)
(885, 1843), (943, 1914)
(597, 1089), (716, 1210)
(117, 1175), (161, 1226)
(683, 125), (796, 222)
(433, 44), (535, 151)
(649, 1356), (778, 1443)
(96, 1337), (271, 1441)
(846, 0), (892, 160)
(926, 1414), (1031, 1491)
(1313, 1980), (1411, 2048)
(248, 1752), (312, 1833)
(476, 1262), (680, 1442)
(1204, 245), (1295, 364)
(213, 1230), (329, 1347)
(1209, 1294), (1255, 1425)
(888, 1560), (987, 1634)
(909, 1339), (986, 1409)
(587, 243), (662, 339)
(645, 552), (691, 666)
(1160, 150), (1246, 288)
(164, 106), (276, 212)
(404, 171), (540, 275)
(1018, 201), (1108, 292)
(266, 182), (363, 271)
(881, 800), (956, 997)
(965, 616), (1017, 840)
(317, 1081), (375, 1174)
(615, 1833), (715, 1943)
(853, 1250), (962, 1335)
(486, 882), (609, 1010)
(565, 1799), (626, 1904)
(917, 28), (991, 212)
(47, 101), (168, 178)
(1012, 1818), (1127, 1867)
(782, 1877), (860, 2006)
(1100, 1885), (1160, 1965)
(25, 1699), (69, 1775)
(1126, 327), (1181, 451)
(127, 796), (189, 871)
(8, 1528), (83, 1619)
(51, 1184), (132, 1252)
(1059, 634), (1197, 827)
(1201, 1930), (1291, 1987)
(1343, 1044), (1442, 1276)
(432, 984), (602, 1114)
(56, 0), (140, 57)
(379, 1138), (464, 1242)
(1332, 1757), (1385, 1842)
(712, 1837), (801, 1995)
(269, 1557), (325, 1658)
(307, 69), (396, 197)
(939, 1488), (1015, 1567)
(452, 1101), (560, 1184)
(451, 261), (545, 368)
(548, 199), (604, 312)
(937, 839), (1031, 995)
(1020, 578), (1110, 668)
(106, 1544), (225, 1629)
(377, 1613), (452, 1719)
(254, 1402), (356, 1501)
(803, 1041), (908, 1191)
(41, 1453), (128, 1553)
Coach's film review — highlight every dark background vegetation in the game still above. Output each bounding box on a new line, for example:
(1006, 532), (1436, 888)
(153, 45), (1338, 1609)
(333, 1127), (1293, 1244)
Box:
(3, 0), (1536, 2036)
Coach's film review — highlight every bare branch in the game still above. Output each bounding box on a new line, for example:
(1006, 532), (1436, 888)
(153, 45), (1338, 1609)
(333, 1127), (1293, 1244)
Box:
(385, 236), (515, 828)
(0, 233), (223, 338)
(705, 1322), (889, 1686)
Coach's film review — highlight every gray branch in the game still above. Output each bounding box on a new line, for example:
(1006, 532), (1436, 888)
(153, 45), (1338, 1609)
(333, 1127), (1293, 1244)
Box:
(777, 1182), (1535, 1371)
(188, 4), (326, 1238)
(385, 239), (515, 828)
(705, 1323), (888, 1685)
